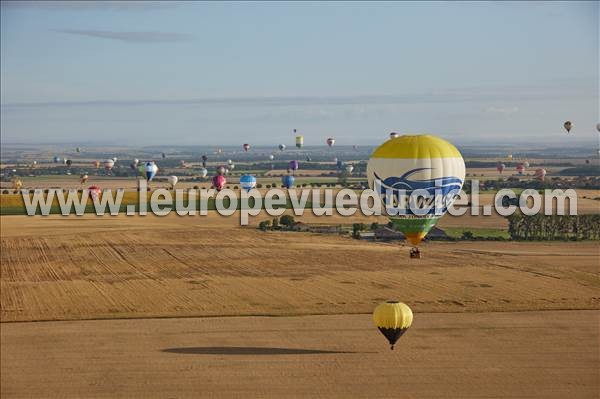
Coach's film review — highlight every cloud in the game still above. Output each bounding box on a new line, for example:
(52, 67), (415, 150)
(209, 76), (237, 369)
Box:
(51, 29), (192, 43)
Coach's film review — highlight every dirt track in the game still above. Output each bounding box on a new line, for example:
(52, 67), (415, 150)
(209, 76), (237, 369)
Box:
(2, 311), (598, 398)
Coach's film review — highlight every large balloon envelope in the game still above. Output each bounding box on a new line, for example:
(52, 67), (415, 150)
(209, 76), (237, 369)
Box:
(282, 175), (295, 188)
(239, 174), (257, 192)
(103, 159), (115, 170)
(367, 134), (465, 246)
(373, 301), (413, 350)
(295, 135), (304, 148)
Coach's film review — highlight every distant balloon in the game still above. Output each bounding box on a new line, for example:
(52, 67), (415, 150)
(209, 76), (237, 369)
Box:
(336, 159), (344, 169)
(93, 160), (100, 169)
(103, 159), (115, 172)
(282, 174), (295, 188)
(200, 168), (208, 178)
(168, 175), (178, 188)
(288, 160), (299, 172)
(295, 135), (304, 149)
(217, 166), (226, 175)
(497, 163), (506, 174)
(523, 161), (530, 168)
(389, 132), (399, 139)
(228, 159), (233, 166)
(145, 161), (158, 182)
(333, 157), (338, 164)
(179, 160), (186, 168)
(112, 157), (118, 162)
(353, 145), (358, 151)
(80, 174), (89, 184)
(534, 168), (547, 181)
(326, 137), (335, 147)
(278, 144), (286, 151)
(585, 159), (590, 165)
(229, 164), (235, 170)
(345, 164), (354, 174)
(161, 153), (166, 159)
(373, 301), (413, 350)
(53, 156), (62, 163)
(202, 155), (208, 162)
(243, 143), (251, 152)
(564, 121), (572, 133)
(306, 156), (312, 162)
(507, 154), (513, 160)
(212, 174), (226, 191)
(88, 185), (101, 201)
(239, 175), (257, 192)
(269, 154), (275, 161)
(76, 147), (82, 153)
(11, 178), (22, 191)
(516, 164), (525, 174)
(32, 161), (37, 166)
(133, 159), (139, 165)
(66, 159), (72, 167)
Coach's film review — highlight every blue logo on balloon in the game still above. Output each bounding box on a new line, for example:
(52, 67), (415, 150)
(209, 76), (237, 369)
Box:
(374, 168), (463, 215)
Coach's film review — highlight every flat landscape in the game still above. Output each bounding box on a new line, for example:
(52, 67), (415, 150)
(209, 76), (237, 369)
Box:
(1, 213), (599, 397)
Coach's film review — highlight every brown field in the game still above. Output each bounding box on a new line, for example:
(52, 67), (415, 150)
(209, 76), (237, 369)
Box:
(1, 212), (599, 398)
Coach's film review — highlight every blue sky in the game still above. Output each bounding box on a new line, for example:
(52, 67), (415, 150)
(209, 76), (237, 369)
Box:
(1, 1), (598, 146)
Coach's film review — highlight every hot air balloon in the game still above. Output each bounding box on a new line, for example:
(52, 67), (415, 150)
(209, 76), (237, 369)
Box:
(103, 159), (115, 173)
(389, 132), (399, 140)
(563, 121), (573, 133)
(228, 159), (233, 166)
(212, 175), (226, 191)
(133, 159), (139, 165)
(168, 175), (178, 188)
(373, 301), (413, 350)
(145, 161), (158, 182)
(282, 174), (295, 188)
(534, 168), (547, 181)
(80, 174), (89, 184)
(333, 157), (338, 164)
(200, 168), (208, 178)
(507, 154), (513, 160)
(229, 164), (235, 170)
(11, 178), (22, 191)
(76, 147), (82, 153)
(88, 185), (101, 201)
(516, 164), (525, 175)
(217, 165), (226, 175)
(497, 163), (506, 174)
(66, 159), (72, 167)
(288, 160), (299, 174)
(239, 175), (257, 192)
(179, 160), (186, 168)
(326, 137), (335, 147)
(112, 157), (118, 162)
(295, 135), (304, 149)
(585, 159), (590, 165)
(243, 143), (251, 152)
(269, 154), (275, 161)
(53, 156), (62, 163)
(523, 161), (530, 168)
(367, 134), (465, 247)
(161, 152), (166, 159)
(353, 145), (359, 151)
(32, 161), (37, 167)
(345, 164), (354, 174)
(278, 144), (286, 151)
(306, 156), (312, 162)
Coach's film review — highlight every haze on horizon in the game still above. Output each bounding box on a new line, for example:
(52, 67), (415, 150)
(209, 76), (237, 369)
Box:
(1, 1), (598, 147)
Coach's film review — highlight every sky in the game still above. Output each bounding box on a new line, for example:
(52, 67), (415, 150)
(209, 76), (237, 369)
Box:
(1, 1), (598, 146)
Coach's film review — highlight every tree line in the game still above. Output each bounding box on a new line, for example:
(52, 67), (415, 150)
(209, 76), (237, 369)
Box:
(507, 213), (600, 240)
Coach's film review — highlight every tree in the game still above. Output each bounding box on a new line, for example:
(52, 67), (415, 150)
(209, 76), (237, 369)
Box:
(272, 217), (279, 229)
(258, 220), (271, 231)
(461, 231), (474, 240)
(280, 215), (295, 228)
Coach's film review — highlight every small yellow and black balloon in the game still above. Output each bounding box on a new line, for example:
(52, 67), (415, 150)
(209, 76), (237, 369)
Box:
(373, 301), (413, 350)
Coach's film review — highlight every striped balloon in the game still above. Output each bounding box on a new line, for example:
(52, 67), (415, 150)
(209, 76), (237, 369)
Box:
(367, 134), (465, 246)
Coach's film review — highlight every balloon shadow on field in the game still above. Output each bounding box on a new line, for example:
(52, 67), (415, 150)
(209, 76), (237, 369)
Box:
(162, 346), (367, 355)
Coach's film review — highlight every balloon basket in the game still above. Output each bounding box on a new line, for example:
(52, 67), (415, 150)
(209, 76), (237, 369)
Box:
(409, 248), (421, 259)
